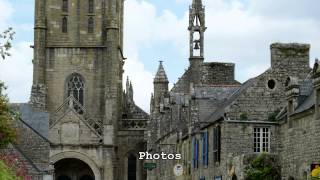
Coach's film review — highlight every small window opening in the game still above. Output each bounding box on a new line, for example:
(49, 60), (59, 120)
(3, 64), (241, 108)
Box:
(268, 79), (276, 89)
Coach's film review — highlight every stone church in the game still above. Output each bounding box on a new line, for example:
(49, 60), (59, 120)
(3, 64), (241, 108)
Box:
(6, 0), (149, 180)
(3, 0), (320, 180)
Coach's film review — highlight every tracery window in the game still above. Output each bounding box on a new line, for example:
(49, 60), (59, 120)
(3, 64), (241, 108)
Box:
(88, 17), (94, 33)
(88, 0), (94, 13)
(67, 74), (84, 114)
(62, 0), (68, 12)
(62, 17), (68, 33)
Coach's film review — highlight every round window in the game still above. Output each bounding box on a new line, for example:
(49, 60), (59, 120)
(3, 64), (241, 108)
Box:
(268, 79), (276, 89)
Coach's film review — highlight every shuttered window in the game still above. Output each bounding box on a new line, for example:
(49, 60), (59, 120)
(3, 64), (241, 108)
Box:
(202, 131), (209, 166)
(213, 126), (221, 163)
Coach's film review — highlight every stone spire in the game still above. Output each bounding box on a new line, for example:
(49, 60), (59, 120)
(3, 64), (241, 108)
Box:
(153, 61), (169, 112)
(125, 76), (134, 103)
(154, 61), (169, 83)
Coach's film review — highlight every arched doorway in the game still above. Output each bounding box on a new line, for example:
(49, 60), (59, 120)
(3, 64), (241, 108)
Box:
(128, 154), (137, 180)
(54, 158), (95, 180)
(232, 175), (237, 180)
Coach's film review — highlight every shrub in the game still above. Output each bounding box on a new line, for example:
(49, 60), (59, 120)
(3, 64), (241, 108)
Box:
(245, 153), (281, 180)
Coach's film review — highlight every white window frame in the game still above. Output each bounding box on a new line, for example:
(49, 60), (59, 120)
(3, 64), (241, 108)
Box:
(253, 127), (270, 153)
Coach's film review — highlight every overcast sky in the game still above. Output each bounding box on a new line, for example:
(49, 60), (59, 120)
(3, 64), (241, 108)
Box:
(0, 0), (319, 112)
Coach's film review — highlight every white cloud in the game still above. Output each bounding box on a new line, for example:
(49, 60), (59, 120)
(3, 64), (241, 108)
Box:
(0, 0), (13, 30)
(0, 41), (33, 103)
(124, 0), (320, 112)
(124, 0), (188, 112)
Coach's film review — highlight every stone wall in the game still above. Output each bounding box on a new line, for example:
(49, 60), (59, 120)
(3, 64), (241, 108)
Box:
(189, 121), (278, 180)
(13, 118), (50, 172)
(201, 62), (238, 85)
(279, 109), (319, 179)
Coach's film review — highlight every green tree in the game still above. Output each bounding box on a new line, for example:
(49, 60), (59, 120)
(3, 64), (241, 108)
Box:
(0, 27), (19, 179)
(0, 27), (15, 60)
(0, 27), (16, 148)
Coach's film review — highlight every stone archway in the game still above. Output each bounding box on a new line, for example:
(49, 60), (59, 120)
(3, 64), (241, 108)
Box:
(55, 158), (94, 180)
(51, 151), (101, 180)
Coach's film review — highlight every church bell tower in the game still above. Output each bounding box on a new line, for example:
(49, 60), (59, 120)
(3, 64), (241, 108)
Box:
(31, 0), (125, 179)
(188, 0), (206, 84)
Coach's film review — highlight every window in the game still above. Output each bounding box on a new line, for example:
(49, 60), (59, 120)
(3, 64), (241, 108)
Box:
(202, 131), (209, 166)
(268, 79), (276, 89)
(192, 138), (199, 169)
(67, 74), (85, 114)
(213, 126), (221, 163)
(88, 17), (94, 33)
(88, 0), (94, 13)
(62, 0), (68, 12)
(254, 127), (270, 153)
(62, 17), (68, 33)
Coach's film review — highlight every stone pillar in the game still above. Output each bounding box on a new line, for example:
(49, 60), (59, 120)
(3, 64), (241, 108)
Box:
(33, 0), (46, 85)
(31, 0), (47, 110)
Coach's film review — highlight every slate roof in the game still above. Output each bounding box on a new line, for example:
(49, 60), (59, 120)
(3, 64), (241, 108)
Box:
(276, 76), (314, 119)
(203, 78), (257, 122)
(11, 103), (50, 139)
(124, 103), (150, 120)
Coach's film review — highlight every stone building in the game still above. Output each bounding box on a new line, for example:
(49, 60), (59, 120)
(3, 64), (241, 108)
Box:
(11, 0), (149, 180)
(147, 0), (319, 180)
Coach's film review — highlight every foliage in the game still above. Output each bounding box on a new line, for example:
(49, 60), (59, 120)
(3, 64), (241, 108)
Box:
(268, 109), (281, 122)
(0, 153), (32, 180)
(0, 160), (16, 180)
(0, 27), (15, 60)
(240, 113), (248, 120)
(244, 153), (281, 180)
(0, 84), (16, 148)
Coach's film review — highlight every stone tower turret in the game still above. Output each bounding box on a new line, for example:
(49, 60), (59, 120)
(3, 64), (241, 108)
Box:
(188, 0), (206, 84)
(153, 61), (169, 112)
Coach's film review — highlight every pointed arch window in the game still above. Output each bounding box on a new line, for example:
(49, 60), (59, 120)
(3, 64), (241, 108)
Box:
(88, 0), (94, 13)
(67, 74), (85, 114)
(62, 17), (68, 33)
(88, 17), (94, 33)
(62, 0), (68, 13)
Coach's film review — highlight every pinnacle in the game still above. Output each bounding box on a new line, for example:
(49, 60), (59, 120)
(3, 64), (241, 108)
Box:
(154, 61), (169, 83)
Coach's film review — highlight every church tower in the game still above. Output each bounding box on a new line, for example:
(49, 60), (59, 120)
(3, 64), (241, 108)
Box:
(30, 0), (129, 179)
(188, 0), (206, 84)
